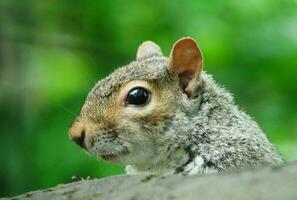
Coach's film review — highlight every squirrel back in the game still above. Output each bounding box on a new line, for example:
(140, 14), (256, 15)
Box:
(69, 37), (283, 175)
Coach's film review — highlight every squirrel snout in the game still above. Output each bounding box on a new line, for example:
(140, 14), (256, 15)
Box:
(69, 123), (86, 149)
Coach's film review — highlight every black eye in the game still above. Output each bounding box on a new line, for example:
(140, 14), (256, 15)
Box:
(126, 87), (151, 106)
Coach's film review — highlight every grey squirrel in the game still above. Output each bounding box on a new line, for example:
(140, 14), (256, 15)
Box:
(69, 37), (283, 175)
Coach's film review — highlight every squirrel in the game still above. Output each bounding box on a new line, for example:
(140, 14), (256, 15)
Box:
(69, 37), (283, 175)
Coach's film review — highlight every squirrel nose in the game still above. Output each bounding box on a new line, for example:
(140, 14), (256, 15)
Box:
(69, 124), (86, 149)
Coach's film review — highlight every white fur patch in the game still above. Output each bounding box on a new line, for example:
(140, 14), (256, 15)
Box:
(125, 165), (140, 175)
(184, 156), (205, 175)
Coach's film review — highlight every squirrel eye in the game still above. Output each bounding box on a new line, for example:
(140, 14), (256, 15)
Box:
(125, 87), (151, 106)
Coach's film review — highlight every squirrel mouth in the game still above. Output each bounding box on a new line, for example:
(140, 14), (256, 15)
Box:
(100, 149), (128, 161)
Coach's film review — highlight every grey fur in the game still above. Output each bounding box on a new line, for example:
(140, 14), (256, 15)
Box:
(71, 46), (283, 176)
(176, 72), (283, 173)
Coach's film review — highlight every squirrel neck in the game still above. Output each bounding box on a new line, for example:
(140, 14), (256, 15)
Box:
(126, 146), (190, 175)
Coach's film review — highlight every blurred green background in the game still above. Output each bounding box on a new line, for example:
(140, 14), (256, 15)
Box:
(1, 0), (297, 197)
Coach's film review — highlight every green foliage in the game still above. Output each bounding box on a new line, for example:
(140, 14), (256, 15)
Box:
(0, 0), (297, 197)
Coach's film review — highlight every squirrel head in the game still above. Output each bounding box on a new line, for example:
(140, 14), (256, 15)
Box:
(69, 37), (203, 172)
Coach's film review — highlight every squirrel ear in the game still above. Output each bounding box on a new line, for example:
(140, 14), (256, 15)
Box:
(168, 37), (203, 98)
(136, 41), (163, 61)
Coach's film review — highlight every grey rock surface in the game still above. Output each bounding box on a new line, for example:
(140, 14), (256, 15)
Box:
(3, 162), (297, 200)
